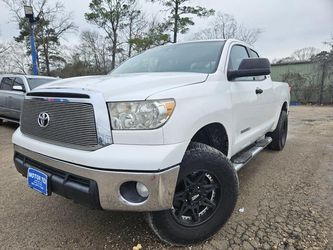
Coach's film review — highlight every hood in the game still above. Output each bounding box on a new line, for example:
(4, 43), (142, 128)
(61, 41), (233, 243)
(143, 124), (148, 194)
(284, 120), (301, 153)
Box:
(37, 72), (208, 101)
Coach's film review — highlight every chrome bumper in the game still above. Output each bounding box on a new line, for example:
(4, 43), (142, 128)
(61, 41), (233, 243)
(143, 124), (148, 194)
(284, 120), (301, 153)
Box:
(14, 145), (179, 211)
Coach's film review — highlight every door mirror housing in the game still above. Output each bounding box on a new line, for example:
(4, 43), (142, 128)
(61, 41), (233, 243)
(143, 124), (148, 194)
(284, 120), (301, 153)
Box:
(12, 85), (25, 92)
(227, 58), (271, 81)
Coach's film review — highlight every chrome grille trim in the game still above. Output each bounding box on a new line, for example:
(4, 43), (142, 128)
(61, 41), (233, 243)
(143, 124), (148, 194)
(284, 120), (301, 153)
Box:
(20, 88), (112, 150)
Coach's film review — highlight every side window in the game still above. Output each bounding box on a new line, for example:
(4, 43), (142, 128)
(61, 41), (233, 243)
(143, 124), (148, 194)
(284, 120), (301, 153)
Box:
(228, 45), (249, 71)
(0, 77), (14, 90)
(13, 77), (26, 92)
(248, 48), (266, 81)
(228, 45), (252, 81)
(249, 49), (259, 58)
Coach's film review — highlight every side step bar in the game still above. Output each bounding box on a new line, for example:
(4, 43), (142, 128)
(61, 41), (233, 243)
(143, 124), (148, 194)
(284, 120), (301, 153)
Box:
(232, 137), (272, 171)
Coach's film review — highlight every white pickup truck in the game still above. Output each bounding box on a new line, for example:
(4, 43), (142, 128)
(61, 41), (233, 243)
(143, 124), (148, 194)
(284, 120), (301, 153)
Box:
(12, 39), (290, 245)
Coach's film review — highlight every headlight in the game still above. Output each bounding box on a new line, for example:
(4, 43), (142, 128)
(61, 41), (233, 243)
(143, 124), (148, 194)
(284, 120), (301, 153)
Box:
(108, 99), (175, 130)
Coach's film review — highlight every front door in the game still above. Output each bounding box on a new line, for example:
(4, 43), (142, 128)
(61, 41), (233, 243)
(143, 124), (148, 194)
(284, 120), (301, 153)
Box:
(0, 77), (14, 118)
(228, 44), (263, 154)
(9, 77), (26, 120)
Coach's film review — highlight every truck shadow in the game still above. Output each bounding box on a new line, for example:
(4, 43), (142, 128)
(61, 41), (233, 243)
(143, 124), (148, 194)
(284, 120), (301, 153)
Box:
(37, 198), (162, 248)
(1, 121), (19, 130)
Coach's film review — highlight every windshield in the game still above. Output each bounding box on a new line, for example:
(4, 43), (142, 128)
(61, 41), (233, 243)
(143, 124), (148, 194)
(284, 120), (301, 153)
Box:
(27, 78), (57, 89)
(112, 41), (225, 74)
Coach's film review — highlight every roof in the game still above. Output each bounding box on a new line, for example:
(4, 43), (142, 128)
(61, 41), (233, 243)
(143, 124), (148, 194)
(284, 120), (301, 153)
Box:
(170, 39), (256, 51)
(164, 39), (250, 45)
(151, 39), (256, 54)
(271, 60), (313, 66)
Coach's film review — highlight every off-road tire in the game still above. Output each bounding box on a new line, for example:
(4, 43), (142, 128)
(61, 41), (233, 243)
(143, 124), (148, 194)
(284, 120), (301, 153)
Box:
(267, 110), (288, 151)
(147, 142), (239, 246)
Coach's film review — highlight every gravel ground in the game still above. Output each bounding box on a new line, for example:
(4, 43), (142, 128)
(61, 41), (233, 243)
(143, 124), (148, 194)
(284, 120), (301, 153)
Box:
(0, 106), (332, 250)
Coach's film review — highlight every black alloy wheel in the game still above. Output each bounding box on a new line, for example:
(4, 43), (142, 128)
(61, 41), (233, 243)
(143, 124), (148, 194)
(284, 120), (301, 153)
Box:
(280, 116), (288, 147)
(172, 170), (220, 227)
(268, 110), (288, 151)
(147, 142), (239, 246)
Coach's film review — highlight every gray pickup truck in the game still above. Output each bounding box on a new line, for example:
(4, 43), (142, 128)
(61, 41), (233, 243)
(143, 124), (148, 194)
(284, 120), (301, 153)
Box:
(0, 74), (58, 123)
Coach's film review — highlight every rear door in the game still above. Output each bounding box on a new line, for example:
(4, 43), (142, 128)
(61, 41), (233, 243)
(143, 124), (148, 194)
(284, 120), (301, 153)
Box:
(0, 77), (14, 118)
(247, 48), (276, 131)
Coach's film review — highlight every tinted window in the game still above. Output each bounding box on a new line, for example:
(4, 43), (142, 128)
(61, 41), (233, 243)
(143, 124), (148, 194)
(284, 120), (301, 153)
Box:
(228, 45), (254, 81)
(27, 78), (57, 89)
(249, 49), (259, 58)
(0, 77), (14, 90)
(248, 49), (266, 80)
(13, 77), (26, 91)
(228, 45), (249, 71)
(112, 41), (225, 74)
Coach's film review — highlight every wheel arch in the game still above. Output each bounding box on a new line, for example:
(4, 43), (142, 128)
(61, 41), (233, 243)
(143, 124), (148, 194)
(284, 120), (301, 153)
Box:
(188, 122), (229, 156)
(270, 101), (289, 132)
(282, 101), (288, 112)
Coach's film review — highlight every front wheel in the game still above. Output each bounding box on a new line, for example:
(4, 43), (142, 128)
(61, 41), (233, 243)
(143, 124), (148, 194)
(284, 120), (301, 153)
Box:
(147, 142), (239, 246)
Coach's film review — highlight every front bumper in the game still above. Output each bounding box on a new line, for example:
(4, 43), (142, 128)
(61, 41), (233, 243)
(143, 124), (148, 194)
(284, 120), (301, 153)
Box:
(12, 128), (188, 172)
(14, 145), (179, 211)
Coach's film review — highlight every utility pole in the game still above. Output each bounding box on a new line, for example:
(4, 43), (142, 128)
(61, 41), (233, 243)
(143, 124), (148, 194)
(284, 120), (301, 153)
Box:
(24, 5), (39, 75)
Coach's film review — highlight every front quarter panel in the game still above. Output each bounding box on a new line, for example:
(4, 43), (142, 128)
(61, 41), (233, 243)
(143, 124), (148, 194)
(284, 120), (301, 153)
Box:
(149, 78), (233, 157)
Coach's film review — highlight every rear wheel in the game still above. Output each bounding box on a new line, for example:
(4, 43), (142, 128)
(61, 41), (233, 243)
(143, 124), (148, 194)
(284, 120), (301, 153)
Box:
(267, 110), (288, 151)
(148, 142), (239, 245)
(0, 119), (3, 125)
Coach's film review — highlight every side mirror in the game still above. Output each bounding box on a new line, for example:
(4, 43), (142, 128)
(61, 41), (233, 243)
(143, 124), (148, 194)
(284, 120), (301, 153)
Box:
(227, 58), (271, 81)
(12, 85), (25, 92)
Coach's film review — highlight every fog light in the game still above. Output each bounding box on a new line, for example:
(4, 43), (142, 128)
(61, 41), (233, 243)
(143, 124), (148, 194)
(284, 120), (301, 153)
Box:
(136, 182), (149, 198)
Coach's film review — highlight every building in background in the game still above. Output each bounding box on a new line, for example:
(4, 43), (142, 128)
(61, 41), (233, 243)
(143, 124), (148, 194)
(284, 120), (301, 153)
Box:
(271, 61), (333, 105)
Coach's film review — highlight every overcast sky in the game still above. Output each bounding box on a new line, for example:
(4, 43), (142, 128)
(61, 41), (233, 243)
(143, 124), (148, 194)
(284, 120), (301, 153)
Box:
(0, 0), (332, 60)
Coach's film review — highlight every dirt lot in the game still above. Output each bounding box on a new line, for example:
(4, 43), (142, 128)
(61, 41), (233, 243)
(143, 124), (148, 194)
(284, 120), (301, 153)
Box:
(0, 106), (332, 250)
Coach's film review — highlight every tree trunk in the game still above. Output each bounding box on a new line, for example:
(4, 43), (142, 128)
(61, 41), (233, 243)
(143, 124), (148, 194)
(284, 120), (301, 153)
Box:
(111, 32), (117, 70)
(43, 35), (50, 76)
(128, 43), (133, 58)
(128, 18), (133, 58)
(173, 0), (179, 43)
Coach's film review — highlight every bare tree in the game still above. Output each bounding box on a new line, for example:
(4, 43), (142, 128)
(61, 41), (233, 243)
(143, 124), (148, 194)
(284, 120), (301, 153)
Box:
(0, 42), (11, 55)
(312, 39), (333, 104)
(78, 31), (112, 74)
(3, 0), (76, 75)
(193, 12), (262, 45)
(282, 72), (307, 103)
(85, 0), (138, 69)
(122, 2), (147, 57)
(0, 41), (30, 74)
(150, 0), (215, 43)
(292, 47), (320, 61)
(272, 56), (296, 64)
(129, 18), (170, 54)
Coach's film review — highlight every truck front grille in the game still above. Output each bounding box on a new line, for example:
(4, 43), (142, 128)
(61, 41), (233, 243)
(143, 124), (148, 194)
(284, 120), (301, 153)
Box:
(21, 99), (99, 150)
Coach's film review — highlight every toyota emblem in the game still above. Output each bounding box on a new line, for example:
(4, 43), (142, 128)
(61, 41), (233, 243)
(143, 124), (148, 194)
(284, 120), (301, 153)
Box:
(37, 112), (50, 128)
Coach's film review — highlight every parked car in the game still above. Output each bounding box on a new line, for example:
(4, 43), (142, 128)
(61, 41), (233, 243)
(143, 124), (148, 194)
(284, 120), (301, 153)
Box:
(12, 39), (290, 245)
(0, 75), (58, 123)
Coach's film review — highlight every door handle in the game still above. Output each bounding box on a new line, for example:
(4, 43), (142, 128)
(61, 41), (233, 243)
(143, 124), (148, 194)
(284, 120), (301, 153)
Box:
(256, 88), (263, 94)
